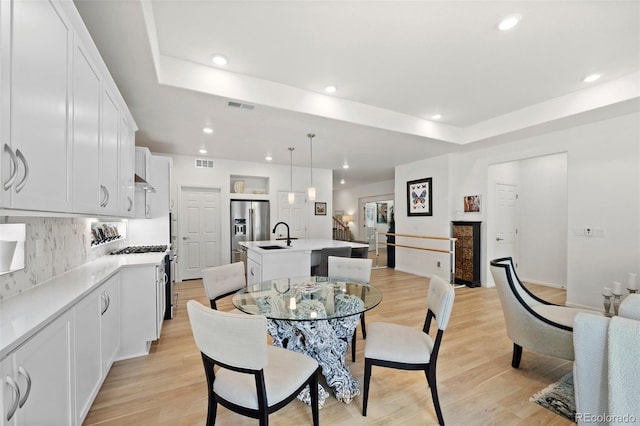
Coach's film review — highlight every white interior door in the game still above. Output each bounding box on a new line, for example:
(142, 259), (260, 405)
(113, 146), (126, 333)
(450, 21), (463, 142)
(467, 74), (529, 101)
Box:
(179, 187), (221, 280)
(277, 191), (307, 239)
(494, 183), (519, 265)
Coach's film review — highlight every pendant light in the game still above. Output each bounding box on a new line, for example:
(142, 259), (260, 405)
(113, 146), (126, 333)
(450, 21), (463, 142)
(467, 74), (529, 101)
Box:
(288, 147), (295, 204)
(307, 133), (316, 201)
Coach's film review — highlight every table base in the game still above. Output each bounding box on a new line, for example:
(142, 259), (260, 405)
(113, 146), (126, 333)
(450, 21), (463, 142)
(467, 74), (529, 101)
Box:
(268, 315), (360, 404)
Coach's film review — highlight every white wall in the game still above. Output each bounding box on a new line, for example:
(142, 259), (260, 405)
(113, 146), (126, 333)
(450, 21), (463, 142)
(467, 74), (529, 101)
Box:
(394, 154), (454, 281)
(450, 112), (639, 309)
(336, 113), (638, 310)
(168, 154), (333, 263)
(518, 153), (568, 286)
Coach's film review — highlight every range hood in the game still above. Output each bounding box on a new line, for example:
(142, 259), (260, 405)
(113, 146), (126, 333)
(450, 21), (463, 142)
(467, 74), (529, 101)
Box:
(135, 174), (156, 193)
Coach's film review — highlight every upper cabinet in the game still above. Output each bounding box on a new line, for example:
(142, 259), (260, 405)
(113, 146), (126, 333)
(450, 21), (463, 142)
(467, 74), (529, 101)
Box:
(71, 38), (102, 214)
(0, 0), (137, 216)
(119, 116), (135, 217)
(99, 88), (120, 215)
(1, 0), (73, 212)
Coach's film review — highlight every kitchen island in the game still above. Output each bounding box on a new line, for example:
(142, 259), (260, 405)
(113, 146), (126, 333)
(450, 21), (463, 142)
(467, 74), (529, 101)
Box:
(240, 239), (369, 285)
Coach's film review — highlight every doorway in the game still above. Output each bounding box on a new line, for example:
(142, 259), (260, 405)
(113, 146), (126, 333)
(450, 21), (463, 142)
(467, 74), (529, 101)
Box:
(359, 195), (394, 267)
(488, 152), (568, 287)
(178, 186), (222, 281)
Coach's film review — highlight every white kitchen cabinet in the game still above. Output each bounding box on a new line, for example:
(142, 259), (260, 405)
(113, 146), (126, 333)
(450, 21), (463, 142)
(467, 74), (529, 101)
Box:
(71, 38), (102, 214)
(1, 310), (73, 425)
(119, 116), (135, 217)
(73, 283), (102, 424)
(72, 273), (120, 424)
(1, 0), (73, 212)
(134, 147), (152, 218)
(118, 261), (166, 360)
(100, 274), (120, 373)
(247, 252), (262, 286)
(99, 88), (120, 215)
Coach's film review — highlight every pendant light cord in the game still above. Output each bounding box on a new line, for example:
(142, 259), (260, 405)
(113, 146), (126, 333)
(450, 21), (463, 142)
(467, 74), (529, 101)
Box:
(307, 133), (315, 186)
(288, 147), (294, 192)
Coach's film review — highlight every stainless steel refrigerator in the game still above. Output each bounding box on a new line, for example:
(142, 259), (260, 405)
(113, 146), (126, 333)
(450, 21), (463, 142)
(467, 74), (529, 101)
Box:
(230, 200), (270, 263)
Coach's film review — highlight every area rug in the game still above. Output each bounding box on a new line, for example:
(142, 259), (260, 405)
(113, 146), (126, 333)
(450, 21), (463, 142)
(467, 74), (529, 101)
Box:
(530, 372), (576, 422)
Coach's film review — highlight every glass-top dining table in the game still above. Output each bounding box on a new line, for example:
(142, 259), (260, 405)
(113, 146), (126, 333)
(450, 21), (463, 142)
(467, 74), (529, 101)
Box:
(232, 276), (383, 406)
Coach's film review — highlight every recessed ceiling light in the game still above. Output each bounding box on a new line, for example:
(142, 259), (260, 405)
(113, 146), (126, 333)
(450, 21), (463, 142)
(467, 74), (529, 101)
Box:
(325, 85), (337, 93)
(498, 14), (521, 31)
(202, 127), (213, 134)
(583, 73), (601, 83)
(265, 155), (273, 161)
(343, 163), (349, 169)
(340, 179), (345, 185)
(199, 148), (207, 154)
(431, 113), (442, 120)
(211, 54), (228, 66)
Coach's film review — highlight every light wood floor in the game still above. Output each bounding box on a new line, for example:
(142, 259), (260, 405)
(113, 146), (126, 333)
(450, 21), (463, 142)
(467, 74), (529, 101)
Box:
(85, 268), (573, 426)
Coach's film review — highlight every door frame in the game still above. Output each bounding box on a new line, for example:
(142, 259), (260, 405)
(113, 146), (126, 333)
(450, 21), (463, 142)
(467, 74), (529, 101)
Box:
(176, 185), (223, 282)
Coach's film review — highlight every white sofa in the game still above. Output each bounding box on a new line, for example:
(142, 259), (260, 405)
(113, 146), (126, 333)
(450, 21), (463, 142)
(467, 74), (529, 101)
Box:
(573, 294), (640, 426)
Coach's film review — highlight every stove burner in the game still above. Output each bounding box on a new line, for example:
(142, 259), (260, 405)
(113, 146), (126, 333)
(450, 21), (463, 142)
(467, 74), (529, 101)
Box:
(111, 245), (168, 255)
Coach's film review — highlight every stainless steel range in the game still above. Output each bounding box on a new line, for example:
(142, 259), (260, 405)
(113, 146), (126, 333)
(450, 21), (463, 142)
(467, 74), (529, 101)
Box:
(111, 245), (175, 320)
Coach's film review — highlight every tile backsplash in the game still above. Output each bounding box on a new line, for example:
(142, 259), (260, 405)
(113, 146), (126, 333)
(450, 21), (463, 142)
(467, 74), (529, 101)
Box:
(0, 217), (126, 301)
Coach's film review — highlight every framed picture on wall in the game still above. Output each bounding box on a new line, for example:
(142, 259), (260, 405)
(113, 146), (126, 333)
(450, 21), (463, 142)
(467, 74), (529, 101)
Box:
(407, 177), (432, 216)
(314, 202), (327, 215)
(464, 195), (481, 212)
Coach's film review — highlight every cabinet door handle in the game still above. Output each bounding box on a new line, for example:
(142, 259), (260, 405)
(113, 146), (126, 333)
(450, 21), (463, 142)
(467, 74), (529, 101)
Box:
(100, 185), (107, 207)
(106, 292), (110, 312)
(17, 366), (31, 408)
(3, 144), (18, 190)
(146, 203), (150, 216)
(496, 237), (504, 241)
(127, 196), (133, 212)
(5, 376), (20, 421)
(104, 187), (110, 207)
(14, 149), (29, 193)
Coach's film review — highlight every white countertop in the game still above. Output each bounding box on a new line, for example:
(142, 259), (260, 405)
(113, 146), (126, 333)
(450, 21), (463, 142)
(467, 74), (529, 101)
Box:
(240, 238), (368, 253)
(0, 252), (166, 359)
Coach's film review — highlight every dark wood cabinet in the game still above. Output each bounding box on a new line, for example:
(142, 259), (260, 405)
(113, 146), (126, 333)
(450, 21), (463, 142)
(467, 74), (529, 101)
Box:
(452, 221), (481, 287)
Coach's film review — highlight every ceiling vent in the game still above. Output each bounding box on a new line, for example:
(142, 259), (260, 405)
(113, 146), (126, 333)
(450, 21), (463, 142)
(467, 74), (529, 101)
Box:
(195, 159), (214, 169)
(227, 100), (254, 110)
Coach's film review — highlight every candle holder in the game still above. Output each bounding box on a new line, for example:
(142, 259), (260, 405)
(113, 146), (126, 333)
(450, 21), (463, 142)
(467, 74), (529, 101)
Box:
(603, 294), (612, 317)
(613, 294), (622, 316)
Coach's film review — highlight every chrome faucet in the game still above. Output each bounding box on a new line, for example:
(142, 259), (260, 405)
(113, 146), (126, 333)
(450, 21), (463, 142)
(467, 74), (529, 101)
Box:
(272, 222), (291, 246)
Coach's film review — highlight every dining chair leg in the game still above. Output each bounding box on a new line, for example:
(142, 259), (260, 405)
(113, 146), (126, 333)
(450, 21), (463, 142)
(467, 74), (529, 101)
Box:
(206, 396), (217, 426)
(360, 313), (367, 339)
(352, 333), (357, 362)
(426, 365), (444, 425)
(362, 359), (372, 416)
(310, 370), (320, 426)
(511, 343), (523, 368)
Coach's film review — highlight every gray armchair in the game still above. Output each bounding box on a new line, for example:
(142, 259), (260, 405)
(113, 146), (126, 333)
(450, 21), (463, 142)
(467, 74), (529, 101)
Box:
(489, 257), (602, 368)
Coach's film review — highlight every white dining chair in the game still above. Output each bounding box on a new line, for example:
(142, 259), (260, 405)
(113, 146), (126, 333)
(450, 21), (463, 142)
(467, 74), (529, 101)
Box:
(362, 275), (455, 425)
(202, 261), (246, 311)
(187, 300), (321, 425)
(328, 256), (373, 361)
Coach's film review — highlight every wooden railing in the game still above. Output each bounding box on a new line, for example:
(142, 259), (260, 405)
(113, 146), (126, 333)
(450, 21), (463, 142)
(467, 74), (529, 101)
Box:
(332, 216), (351, 241)
(378, 232), (457, 282)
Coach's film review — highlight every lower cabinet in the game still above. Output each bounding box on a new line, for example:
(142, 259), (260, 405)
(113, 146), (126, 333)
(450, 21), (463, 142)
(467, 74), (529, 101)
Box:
(73, 274), (120, 424)
(1, 311), (74, 425)
(119, 262), (166, 360)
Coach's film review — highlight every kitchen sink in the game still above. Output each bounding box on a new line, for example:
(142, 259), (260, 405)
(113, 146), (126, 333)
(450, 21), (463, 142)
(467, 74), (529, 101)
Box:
(258, 245), (290, 250)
